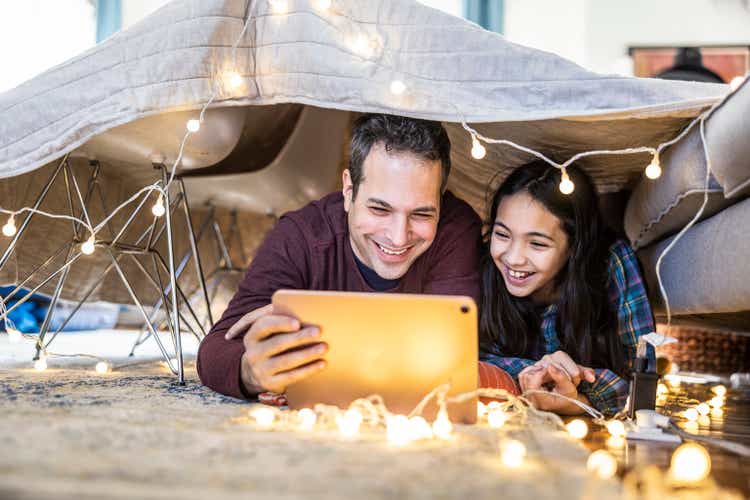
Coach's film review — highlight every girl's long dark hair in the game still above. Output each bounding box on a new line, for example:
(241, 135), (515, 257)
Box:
(479, 161), (627, 377)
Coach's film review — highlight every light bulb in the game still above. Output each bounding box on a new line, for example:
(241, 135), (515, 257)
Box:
(710, 408), (724, 418)
(729, 75), (745, 92)
(587, 450), (618, 479)
(683, 408), (699, 422)
(389, 80), (406, 95)
(697, 415), (711, 427)
(606, 420), (626, 438)
(606, 436), (626, 450)
(269, 0), (288, 14)
(709, 396), (724, 409)
(696, 403), (710, 416)
(151, 196), (165, 217)
(34, 358), (47, 372)
(487, 409), (506, 429)
(645, 155), (662, 180)
(352, 35), (373, 58)
(95, 361), (110, 374)
(407, 416), (433, 441)
(227, 71), (243, 89)
(566, 419), (588, 440)
(471, 138), (486, 160)
(2, 215), (16, 237)
(711, 385), (727, 397)
(81, 235), (96, 255)
(7, 327), (22, 343)
(657, 383), (669, 396)
(559, 170), (575, 195)
(251, 407), (276, 428)
(186, 119), (201, 133)
(432, 411), (452, 440)
(337, 409), (363, 437)
(500, 440), (526, 468)
(316, 0), (332, 10)
(298, 408), (317, 431)
(477, 401), (488, 418)
(669, 443), (711, 483)
(386, 415), (411, 446)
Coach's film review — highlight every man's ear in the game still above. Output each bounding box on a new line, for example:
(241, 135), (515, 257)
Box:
(342, 169), (353, 212)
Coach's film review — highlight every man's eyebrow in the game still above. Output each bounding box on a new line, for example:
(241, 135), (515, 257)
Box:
(493, 221), (554, 241)
(367, 198), (437, 214)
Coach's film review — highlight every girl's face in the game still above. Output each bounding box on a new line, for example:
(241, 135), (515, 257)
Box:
(490, 191), (570, 303)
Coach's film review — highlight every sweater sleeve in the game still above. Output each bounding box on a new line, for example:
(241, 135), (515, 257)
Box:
(196, 216), (310, 399)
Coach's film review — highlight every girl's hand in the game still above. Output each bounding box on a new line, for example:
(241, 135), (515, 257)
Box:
(535, 351), (596, 387)
(518, 364), (590, 415)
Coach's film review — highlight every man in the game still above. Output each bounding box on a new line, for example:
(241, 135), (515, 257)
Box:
(197, 114), (481, 399)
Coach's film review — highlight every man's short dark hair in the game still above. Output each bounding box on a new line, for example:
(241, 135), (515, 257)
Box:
(349, 114), (451, 198)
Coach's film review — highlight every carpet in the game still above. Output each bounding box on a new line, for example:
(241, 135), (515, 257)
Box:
(0, 361), (621, 500)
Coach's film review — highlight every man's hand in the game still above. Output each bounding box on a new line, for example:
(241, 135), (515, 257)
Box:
(228, 306), (328, 395)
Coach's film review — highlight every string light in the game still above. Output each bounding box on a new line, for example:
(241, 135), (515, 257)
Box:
(186, 119), (201, 133)
(251, 407), (276, 428)
(477, 401), (488, 418)
(559, 169), (575, 195)
(645, 154), (662, 180)
(7, 327), (22, 343)
(697, 415), (711, 427)
(487, 409), (506, 429)
(389, 80), (406, 95)
(2, 214), (17, 237)
(315, 0), (332, 10)
(80, 234), (96, 255)
(696, 403), (710, 416)
(386, 415), (411, 446)
(711, 385), (727, 397)
(710, 408), (724, 418)
(95, 361), (110, 374)
(298, 408), (317, 431)
(470, 137), (486, 160)
(729, 75), (745, 92)
(566, 419), (588, 440)
(226, 71), (243, 89)
(337, 409), (363, 437)
(587, 450), (618, 479)
(500, 440), (526, 468)
(151, 195), (166, 217)
(683, 408), (699, 422)
(708, 396), (724, 409)
(606, 420), (626, 438)
(269, 0), (288, 14)
(606, 436), (626, 450)
(407, 416), (433, 441)
(657, 383), (669, 396)
(352, 35), (374, 58)
(34, 357), (48, 372)
(431, 410), (452, 440)
(669, 443), (711, 483)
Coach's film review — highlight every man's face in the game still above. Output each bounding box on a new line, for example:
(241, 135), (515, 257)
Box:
(343, 143), (442, 280)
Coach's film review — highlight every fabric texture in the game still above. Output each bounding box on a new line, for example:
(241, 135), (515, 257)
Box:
(197, 190), (482, 400)
(624, 78), (750, 250)
(480, 241), (655, 416)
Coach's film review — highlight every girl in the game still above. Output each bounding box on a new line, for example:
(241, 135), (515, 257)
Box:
(478, 161), (655, 416)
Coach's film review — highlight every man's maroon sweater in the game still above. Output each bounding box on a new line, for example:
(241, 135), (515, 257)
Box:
(197, 191), (481, 399)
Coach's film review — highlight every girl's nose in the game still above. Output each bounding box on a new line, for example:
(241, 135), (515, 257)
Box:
(504, 242), (526, 267)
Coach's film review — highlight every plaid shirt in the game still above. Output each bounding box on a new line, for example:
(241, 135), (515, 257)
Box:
(480, 240), (655, 416)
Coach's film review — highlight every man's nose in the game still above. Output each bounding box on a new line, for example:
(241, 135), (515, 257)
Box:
(388, 215), (410, 247)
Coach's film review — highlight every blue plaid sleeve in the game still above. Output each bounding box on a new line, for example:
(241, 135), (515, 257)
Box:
(579, 240), (656, 415)
(479, 352), (536, 378)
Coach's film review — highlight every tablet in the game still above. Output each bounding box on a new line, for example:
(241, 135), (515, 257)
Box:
(272, 290), (478, 423)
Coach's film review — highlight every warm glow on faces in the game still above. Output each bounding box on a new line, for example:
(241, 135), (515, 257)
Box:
(343, 143), (442, 280)
(490, 191), (569, 302)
